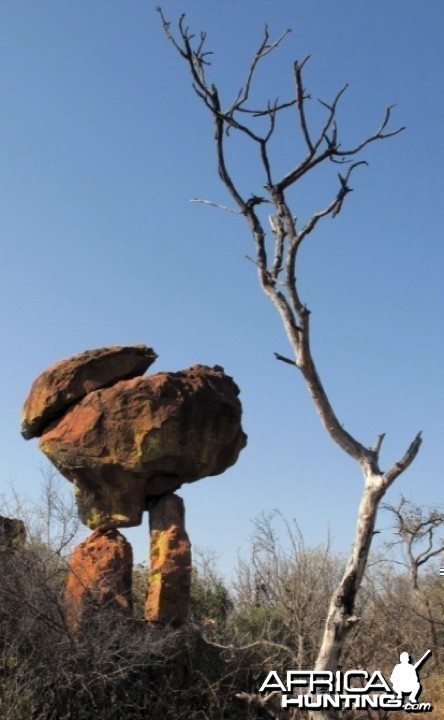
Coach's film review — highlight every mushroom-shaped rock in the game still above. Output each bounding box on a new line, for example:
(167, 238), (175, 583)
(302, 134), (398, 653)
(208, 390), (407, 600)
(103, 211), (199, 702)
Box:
(39, 365), (247, 529)
(21, 345), (157, 440)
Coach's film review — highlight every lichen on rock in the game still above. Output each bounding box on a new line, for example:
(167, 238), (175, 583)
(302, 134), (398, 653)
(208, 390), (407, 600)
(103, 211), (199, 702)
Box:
(145, 494), (192, 625)
(21, 345), (247, 632)
(22, 347), (247, 530)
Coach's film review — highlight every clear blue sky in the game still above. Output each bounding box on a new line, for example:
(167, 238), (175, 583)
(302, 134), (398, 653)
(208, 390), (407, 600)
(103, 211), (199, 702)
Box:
(1, 1), (442, 574)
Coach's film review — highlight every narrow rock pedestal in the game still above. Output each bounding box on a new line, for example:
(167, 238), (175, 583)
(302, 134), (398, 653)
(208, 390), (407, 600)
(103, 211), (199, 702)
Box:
(145, 494), (192, 625)
(65, 528), (133, 633)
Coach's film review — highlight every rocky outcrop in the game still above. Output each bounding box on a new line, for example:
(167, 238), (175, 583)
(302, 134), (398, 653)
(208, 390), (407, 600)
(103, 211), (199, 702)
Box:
(145, 494), (192, 625)
(21, 345), (157, 440)
(22, 344), (246, 631)
(64, 529), (133, 632)
(0, 516), (26, 548)
(38, 364), (246, 529)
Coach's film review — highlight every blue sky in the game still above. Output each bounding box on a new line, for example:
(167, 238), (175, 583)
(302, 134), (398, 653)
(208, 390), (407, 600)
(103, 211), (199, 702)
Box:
(0, 1), (443, 575)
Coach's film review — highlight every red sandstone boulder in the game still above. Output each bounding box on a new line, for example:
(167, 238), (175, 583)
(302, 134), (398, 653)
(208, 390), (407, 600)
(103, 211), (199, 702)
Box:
(145, 494), (192, 625)
(64, 528), (133, 633)
(40, 365), (247, 529)
(21, 344), (157, 440)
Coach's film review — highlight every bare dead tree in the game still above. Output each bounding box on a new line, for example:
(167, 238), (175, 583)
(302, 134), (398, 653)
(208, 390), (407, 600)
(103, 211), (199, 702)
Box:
(382, 497), (444, 669)
(158, 10), (422, 716)
(382, 497), (444, 589)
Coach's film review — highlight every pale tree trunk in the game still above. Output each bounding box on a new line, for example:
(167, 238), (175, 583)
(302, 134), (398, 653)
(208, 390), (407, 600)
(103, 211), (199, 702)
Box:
(308, 476), (394, 720)
(308, 464), (419, 720)
(314, 474), (385, 673)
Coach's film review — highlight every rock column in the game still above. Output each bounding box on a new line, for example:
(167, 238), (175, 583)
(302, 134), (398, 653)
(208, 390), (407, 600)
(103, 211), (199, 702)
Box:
(145, 494), (192, 625)
(65, 528), (133, 633)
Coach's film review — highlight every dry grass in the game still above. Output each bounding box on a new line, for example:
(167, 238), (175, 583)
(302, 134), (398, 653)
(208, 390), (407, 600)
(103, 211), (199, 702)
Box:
(422, 673), (444, 719)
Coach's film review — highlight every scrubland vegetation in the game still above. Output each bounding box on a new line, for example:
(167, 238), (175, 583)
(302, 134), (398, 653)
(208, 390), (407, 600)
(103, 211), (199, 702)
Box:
(1, 477), (442, 719)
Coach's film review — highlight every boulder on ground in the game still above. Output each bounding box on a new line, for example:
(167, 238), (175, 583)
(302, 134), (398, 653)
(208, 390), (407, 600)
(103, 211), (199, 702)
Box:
(64, 528), (133, 633)
(21, 344), (157, 440)
(145, 494), (192, 625)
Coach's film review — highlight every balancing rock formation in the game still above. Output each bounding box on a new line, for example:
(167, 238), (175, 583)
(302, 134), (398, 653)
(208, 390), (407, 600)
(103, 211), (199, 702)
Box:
(21, 345), (246, 628)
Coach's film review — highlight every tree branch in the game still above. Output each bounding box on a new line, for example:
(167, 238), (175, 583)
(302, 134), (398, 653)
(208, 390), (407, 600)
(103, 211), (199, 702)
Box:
(274, 352), (296, 367)
(190, 198), (242, 214)
(335, 105), (405, 157)
(228, 25), (291, 115)
(294, 56), (314, 153)
(371, 432), (386, 458)
(383, 432), (423, 488)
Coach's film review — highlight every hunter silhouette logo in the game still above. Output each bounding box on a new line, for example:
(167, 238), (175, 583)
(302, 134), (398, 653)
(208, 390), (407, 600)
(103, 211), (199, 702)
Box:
(260, 648), (433, 713)
(390, 649), (430, 703)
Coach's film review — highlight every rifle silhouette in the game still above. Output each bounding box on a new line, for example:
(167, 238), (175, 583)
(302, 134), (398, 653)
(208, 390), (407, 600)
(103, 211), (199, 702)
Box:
(413, 649), (431, 671)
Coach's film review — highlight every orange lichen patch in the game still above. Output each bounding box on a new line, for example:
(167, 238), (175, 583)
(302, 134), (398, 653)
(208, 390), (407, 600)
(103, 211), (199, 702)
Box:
(65, 528), (133, 633)
(145, 494), (192, 625)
